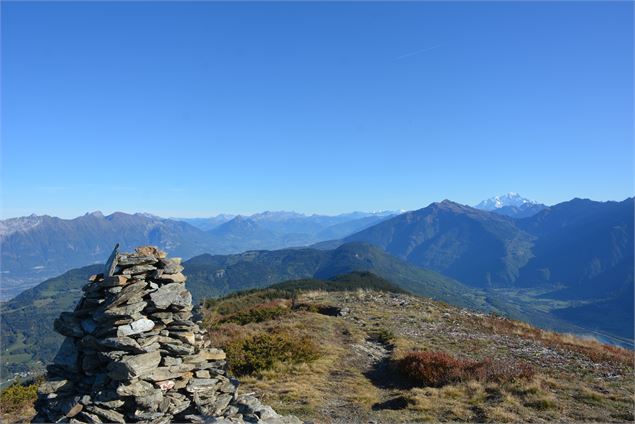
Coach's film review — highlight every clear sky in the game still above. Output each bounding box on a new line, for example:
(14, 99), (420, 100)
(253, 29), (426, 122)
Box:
(1, 1), (633, 219)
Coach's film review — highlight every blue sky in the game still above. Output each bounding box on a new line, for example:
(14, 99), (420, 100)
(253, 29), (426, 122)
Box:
(1, 1), (633, 218)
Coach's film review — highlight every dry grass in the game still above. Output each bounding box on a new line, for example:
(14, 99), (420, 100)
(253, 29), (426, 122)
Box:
(396, 350), (535, 387)
(203, 290), (634, 423)
(484, 315), (634, 367)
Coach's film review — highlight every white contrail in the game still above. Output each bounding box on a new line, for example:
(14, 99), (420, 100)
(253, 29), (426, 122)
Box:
(395, 44), (441, 60)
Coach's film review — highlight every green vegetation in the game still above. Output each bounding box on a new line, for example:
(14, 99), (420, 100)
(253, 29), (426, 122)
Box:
(0, 381), (38, 420)
(225, 332), (321, 376)
(186, 243), (492, 310)
(214, 302), (291, 326)
(271, 271), (407, 294)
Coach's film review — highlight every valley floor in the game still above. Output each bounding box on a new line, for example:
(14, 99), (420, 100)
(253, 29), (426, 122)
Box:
(206, 290), (634, 423)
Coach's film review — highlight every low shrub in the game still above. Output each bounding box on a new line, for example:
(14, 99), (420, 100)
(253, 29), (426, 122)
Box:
(216, 301), (291, 326)
(204, 290), (293, 315)
(396, 351), (534, 387)
(397, 351), (466, 386)
(0, 381), (38, 414)
(225, 331), (321, 376)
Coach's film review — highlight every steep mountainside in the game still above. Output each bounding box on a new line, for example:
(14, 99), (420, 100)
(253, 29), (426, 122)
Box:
(343, 201), (534, 287)
(517, 198), (634, 298)
(184, 243), (490, 310)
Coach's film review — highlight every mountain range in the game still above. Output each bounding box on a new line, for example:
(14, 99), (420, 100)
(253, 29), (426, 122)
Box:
(0, 210), (394, 299)
(1, 195), (633, 380)
(3, 195), (545, 299)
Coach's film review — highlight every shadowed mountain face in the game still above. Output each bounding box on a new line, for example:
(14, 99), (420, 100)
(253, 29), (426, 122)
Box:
(516, 198), (634, 298)
(343, 201), (535, 287)
(342, 198), (634, 293)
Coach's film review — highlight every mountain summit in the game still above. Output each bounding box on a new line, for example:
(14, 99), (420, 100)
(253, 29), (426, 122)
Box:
(474, 192), (538, 211)
(475, 193), (547, 218)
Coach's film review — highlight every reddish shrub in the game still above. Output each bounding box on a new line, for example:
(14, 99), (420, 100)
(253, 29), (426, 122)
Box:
(396, 351), (466, 386)
(396, 351), (534, 387)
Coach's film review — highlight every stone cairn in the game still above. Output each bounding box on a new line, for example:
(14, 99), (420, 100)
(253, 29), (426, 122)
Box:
(34, 245), (300, 424)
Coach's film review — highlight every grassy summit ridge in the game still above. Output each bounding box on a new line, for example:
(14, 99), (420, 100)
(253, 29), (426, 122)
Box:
(201, 284), (634, 423)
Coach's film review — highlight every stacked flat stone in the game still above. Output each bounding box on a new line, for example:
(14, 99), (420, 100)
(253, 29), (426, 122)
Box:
(33, 246), (300, 424)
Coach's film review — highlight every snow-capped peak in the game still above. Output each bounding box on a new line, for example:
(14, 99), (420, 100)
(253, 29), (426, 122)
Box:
(0, 214), (44, 238)
(474, 193), (538, 211)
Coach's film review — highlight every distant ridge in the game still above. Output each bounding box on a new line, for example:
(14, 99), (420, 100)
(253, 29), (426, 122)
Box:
(0, 210), (396, 299)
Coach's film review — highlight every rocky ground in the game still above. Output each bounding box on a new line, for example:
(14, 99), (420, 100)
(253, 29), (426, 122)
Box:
(206, 290), (634, 423)
(3, 286), (633, 423)
(20, 246), (299, 424)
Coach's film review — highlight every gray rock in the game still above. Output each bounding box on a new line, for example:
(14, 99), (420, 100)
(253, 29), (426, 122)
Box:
(149, 283), (192, 310)
(151, 312), (174, 324)
(100, 275), (130, 288)
(186, 378), (220, 393)
(98, 336), (144, 353)
(84, 404), (126, 424)
(94, 398), (125, 408)
(76, 410), (103, 423)
(122, 264), (157, 275)
(132, 410), (165, 421)
(107, 350), (161, 380)
(54, 312), (85, 338)
(211, 393), (233, 415)
(117, 318), (155, 337)
(104, 244), (119, 278)
(195, 370), (211, 378)
(159, 272), (187, 284)
(94, 301), (147, 321)
(117, 254), (157, 267)
(166, 392), (191, 415)
(116, 380), (156, 397)
(161, 340), (196, 355)
(106, 281), (148, 309)
(35, 247), (298, 424)
(135, 388), (164, 411)
(141, 366), (186, 382)
(162, 356), (182, 366)
(37, 379), (73, 395)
